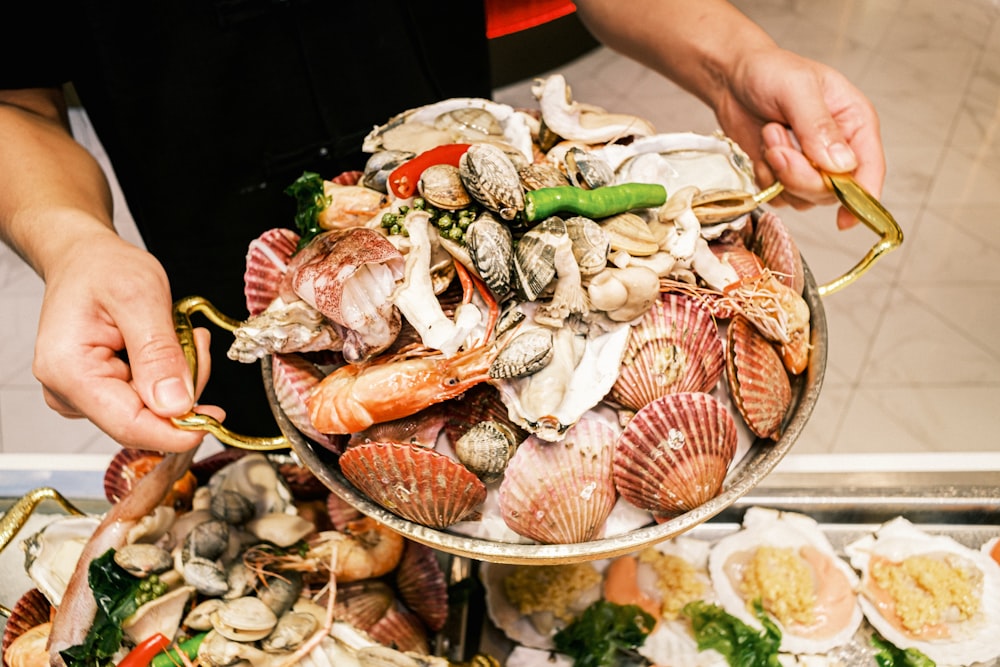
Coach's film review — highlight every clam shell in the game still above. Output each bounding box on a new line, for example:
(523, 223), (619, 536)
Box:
(518, 162), (571, 190)
(752, 210), (804, 294)
(609, 294), (724, 411)
(443, 383), (526, 450)
(565, 216), (610, 276)
(465, 211), (513, 296)
(512, 216), (565, 301)
(338, 442), (487, 529)
(600, 212), (659, 257)
(272, 353), (342, 453)
(333, 580), (395, 631)
(489, 326), (554, 379)
(1, 588), (51, 659)
(418, 163), (472, 210)
(395, 541), (449, 632)
(459, 142), (525, 220)
(725, 315), (792, 439)
(367, 606), (430, 655)
(104, 448), (197, 510)
(497, 417), (618, 544)
(244, 227), (300, 316)
(613, 392), (738, 517)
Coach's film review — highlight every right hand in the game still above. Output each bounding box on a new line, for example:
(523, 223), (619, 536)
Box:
(32, 230), (225, 452)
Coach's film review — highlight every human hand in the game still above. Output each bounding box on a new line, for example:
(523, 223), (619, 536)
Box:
(32, 232), (225, 452)
(713, 47), (885, 230)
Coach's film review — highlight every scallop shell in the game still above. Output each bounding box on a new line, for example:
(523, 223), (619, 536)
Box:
(725, 315), (792, 439)
(244, 227), (300, 316)
(613, 392), (737, 517)
(459, 142), (525, 220)
(272, 353), (342, 453)
(751, 210), (804, 294)
(600, 212), (659, 257)
(367, 605), (430, 655)
(338, 442), (487, 529)
(497, 416), (618, 544)
(1, 588), (51, 659)
(333, 580), (395, 631)
(104, 448), (197, 510)
(326, 492), (364, 531)
(609, 294), (724, 411)
(395, 541), (449, 632)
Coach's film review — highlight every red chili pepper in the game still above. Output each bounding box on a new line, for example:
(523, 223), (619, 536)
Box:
(118, 633), (171, 667)
(388, 143), (471, 199)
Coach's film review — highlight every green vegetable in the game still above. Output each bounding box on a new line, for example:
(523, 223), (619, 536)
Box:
(523, 183), (667, 222)
(552, 599), (655, 667)
(380, 197), (480, 243)
(60, 549), (145, 667)
(682, 599), (783, 667)
(285, 171), (331, 248)
(150, 632), (208, 667)
(871, 634), (936, 667)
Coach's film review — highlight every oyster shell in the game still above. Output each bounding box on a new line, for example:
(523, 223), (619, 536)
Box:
(23, 516), (101, 606)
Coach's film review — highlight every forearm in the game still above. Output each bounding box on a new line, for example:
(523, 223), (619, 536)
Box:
(0, 87), (116, 280)
(572, 0), (777, 110)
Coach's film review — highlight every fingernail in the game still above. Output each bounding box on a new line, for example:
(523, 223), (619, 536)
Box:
(827, 142), (856, 172)
(153, 377), (192, 412)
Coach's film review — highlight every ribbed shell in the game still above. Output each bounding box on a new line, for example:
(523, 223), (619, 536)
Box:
(244, 227), (300, 316)
(1, 588), (51, 659)
(395, 541), (449, 632)
(272, 353), (341, 453)
(104, 448), (197, 511)
(338, 442), (487, 529)
(497, 417), (618, 544)
(325, 492), (364, 531)
(332, 580), (394, 631)
(752, 210), (804, 294)
(367, 605), (430, 655)
(613, 392), (738, 517)
(465, 211), (513, 297)
(609, 294), (724, 411)
(726, 315), (792, 439)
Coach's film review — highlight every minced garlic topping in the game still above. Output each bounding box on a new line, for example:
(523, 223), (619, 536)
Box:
(739, 545), (816, 626)
(504, 563), (602, 622)
(638, 548), (705, 620)
(871, 554), (980, 633)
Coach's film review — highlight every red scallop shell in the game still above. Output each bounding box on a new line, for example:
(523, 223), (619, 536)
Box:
(332, 579), (395, 631)
(330, 170), (363, 186)
(1, 588), (51, 660)
(338, 442), (487, 529)
(726, 315), (792, 439)
(498, 417), (618, 544)
(613, 392), (738, 517)
(395, 541), (449, 632)
(609, 293), (724, 411)
(272, 353), (341, 453)
(103, 448), (197, 510)
(752, 210), (804, 294)
(244, 227), (300, 316)
(367, 605), (430, 655)
(326, 492), (364, 531)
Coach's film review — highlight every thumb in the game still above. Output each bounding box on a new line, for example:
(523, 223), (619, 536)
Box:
(123, 316), (196, 418)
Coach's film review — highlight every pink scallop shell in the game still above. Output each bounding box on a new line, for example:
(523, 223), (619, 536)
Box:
(272, 353), (341, 453)
(609, 294), (724, 411)
(395, 541), (449, 632)
(367, 605), (430, 655)
(326, 492), (364, 531)
(752, 210), (804, 294)
(103, 448), (197, 510)
(613, 392), (738, 517)
(726, 315), (792, 439)
(497, 417), (618, 544)
(1, 588), (51, 660)
(244, 227), (300, 316)
(338, 442), (487, 529)
(330, 170), (363, 186)
(332, 579), (395, 631)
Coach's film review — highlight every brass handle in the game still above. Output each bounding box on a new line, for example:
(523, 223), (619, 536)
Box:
(0, 487), (86, 617)
(171, 295), (290, 451)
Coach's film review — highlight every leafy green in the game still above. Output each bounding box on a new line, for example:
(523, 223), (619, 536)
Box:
(60, 548), (144, 667)
(552, 599), (655, 667)
(284, 171), (331, 248)
(871, 634), (936, 667)
(682, 599), (783, 667)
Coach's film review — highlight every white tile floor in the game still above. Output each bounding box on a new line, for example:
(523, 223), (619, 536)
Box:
(1, 0), (999, 464)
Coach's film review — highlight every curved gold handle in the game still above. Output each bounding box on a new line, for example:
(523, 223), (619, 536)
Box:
(0, 487), (86, 617)
(171, 295), (290, 451)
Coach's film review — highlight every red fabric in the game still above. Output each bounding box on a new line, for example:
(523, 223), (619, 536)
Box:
(485, 0), (577, 39)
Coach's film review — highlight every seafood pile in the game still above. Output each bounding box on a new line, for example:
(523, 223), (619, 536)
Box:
(2, 448), (479, 667)
(484, 508), (1000, 666)
(229, 73), (814, 545)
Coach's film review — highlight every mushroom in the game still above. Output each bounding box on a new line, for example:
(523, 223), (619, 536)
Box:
(587, 266), (659, 322)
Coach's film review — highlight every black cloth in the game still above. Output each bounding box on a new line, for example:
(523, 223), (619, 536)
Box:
(3, 1), (493, 436)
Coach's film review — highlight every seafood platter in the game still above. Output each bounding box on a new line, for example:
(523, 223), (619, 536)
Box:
(169, 72), (905, 563)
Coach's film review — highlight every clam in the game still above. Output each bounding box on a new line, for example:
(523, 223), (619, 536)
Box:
(261, 611), (318, 653)
(417, 163), (472, 210)
(512, 215), (565, 301)
(114, 543), (174, 578)
(181, 518), (230, 562)
(183, 556), (229, 597)
(211, 596), (279, 643)
(465, 210), (513, 296)
(362, 149), (415, 193)
(245, 512), (316, 548)
(434, 106), (504, 140)
(565, 216), (610, 276)
(454, 420), (519, 483)
(210, 490), (256, 526)
(726, 314), (792, 439)
(518, 162), (571, 191)
(564, 145), (614, 189)
(207, 452), (295, 520)
(599, 211), (659, 257)
(459, 142), (525, 220)
(613, 392), (738, 517)
(489, 326), (554, 379)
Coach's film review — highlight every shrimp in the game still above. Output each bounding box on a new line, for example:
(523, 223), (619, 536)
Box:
(306, 342), (499, 435)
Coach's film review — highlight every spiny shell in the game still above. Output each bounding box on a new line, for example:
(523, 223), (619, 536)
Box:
(726, 315), (792, 439)
(609, 294), (724, 411)
(333, 580), (395, 631)
(272, 353), (342, 453)
(339, 442), (487, 529)
(497, 417), (618, 544)
(104, 447), (197, 510)
(512, 216), (565, 301)
(244, 227), (300, 316)
(465, 211), (513, 296)
(613, 392), (738, 517)
(2, 588), (51, 659)
(395, 541), (449, 632)
(367, 606), (430, 655)
(459, 142), (525, 220)
(600, 211), (659, 256)
(565, 216), (611, 276)
(418, 163), (472, 210)
(751, 210), (804, 294)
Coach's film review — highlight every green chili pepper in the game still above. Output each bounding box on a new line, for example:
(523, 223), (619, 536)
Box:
(523, 183), (667, 222)
(150, 632), (207, 667)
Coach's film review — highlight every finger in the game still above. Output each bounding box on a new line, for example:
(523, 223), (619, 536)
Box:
(191, 327), (213, 400)
(776, 79), (858, 177)
(118, 307), (196, 419)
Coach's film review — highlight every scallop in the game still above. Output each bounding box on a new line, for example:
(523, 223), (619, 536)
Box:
(459, 142), (525, 220)
(751, 210), (804, 294)
(104, 447), (197, 509)
(498, 416), (618, 544)
(333, 580), (395, 631)
(244, 227), (300, 316)
(708, 507), (864, 656)
(845, 517), (1000, 665)
(609, 293), (724, 411)
(612, 392), (737, 517)
(725, 314), (792, 440)
(2, 588), (51, 661)
(395, 541), (450, 632)
(367, 606), (430, 655)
